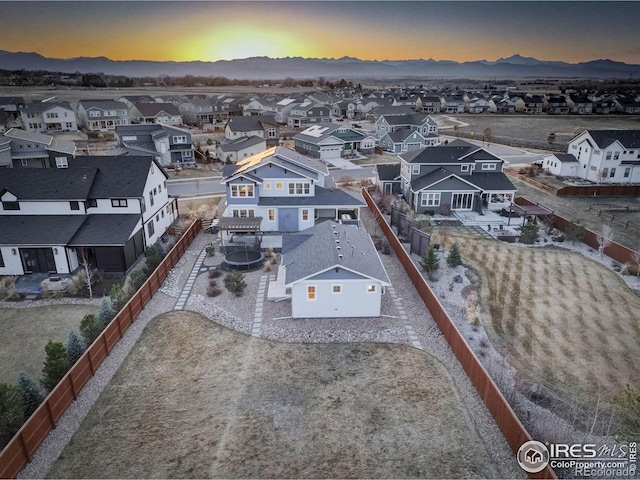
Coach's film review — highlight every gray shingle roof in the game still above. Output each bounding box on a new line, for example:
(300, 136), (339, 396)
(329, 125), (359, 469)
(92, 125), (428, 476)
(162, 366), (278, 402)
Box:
(382, 113), (436, 126)
(258, 186), (364, 208)
(375, 164), (401, 181)
(79, 99), (128, 111)
(554, 153), (579, 163)
(584, 130), (640, 149)
(133, 102), (181, 117)
(225, 115), (277, 132)
(0, 215), (87, 246)
(282, 221), (390, 285)
(0, 167), (97, 200)
(219, 135), (265, 152)
(68, 214), (141, 246)
(466, 172), (516, 191)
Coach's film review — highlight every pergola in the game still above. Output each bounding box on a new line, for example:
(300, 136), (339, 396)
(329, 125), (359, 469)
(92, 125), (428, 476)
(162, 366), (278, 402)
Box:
(507, 203), (554, 226)
(217, 216), (263, 248)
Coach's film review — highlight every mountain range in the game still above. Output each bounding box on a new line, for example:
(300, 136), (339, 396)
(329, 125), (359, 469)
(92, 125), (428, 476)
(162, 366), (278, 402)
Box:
(1, 50), (639, 80)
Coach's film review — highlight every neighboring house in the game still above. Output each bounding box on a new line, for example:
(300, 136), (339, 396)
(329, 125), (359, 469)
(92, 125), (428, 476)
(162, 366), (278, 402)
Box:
(0, 155), (176, 275)
(220, 146), (365, 234)
(375, 113), (438, 138)
(592, 97), (617, 115)
(543, 153), (580, 177)
(130, 102), (183, 125)
(217, 135), (267, 163)
(567, 95), (593, 115)
(178, 97), (216, 124)
(467, 96), (491, 114)
(614, 96), (640, 114)
(287, 102), (333, 128)
(0, 97), (26, 120)
(378, 128), (434, 154)
(224, 115), (281, 146)
(375, 163), (402, 195)
(417, 95), (442, 113)
(566, 129), (640, 183)
(117, 95), (156, 109)
(114, 124), (195, 167)
(271, 220), (391, 318)
(293, 124), (376, 160)
(544, 95), (570, 115)
(0, 110), (7, 133)
(77, 99), (130, 132)
(0, 128), (76, 168)
(441, 96), (466, 114)
(399, 140), (517, 215)
(19, 99), (78, 133)
(273, 98), (299, 124)
(366, 105), (415, 121)
(491, 96), (517, 114)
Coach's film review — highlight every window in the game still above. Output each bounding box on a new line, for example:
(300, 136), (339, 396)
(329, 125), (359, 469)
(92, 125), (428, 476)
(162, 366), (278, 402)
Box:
(268, 209), (275, 221)
(275, 182), (283, 190)
(288, 182), (310, 195)
(55, 157), (68, 168)
(181, 150), (191, 159)
(66, 122), (73, 129)
(610, 168), (616, 178)
(614, 152), (620, 160)
(602, 168), (609, 178)
(70, 201), (80, 211)
(149, 191), (154, 207)
(46, 112), (59, 118)
(230, 184), (254, 197)
(421, 193), (440, 207)
(332, 285), (342, 294)
(172, 135), (187, 144)
(307, 285), (317, 301)
(594, 149), (600, 155)
(147, 220), (155, 237)
(264, 182), (271, 189)
(590, 166), (597, 171)
(87, 199), (97, 208)
(266, 128), (277, 138)
(111, 199), (128, 208)
(367, 285), (376, 293)
(481, 163), (497, 170)
(20, 159), (28, 167)
(302, 209), (309, 221)
(606, 152), (612, 160)
(232, 209), (255, 217)
(624, 167), (631, 178)
(411, 165), (420, 175)
(2, 201), (20, 210)
(461, 165), (469, 172)
(88, 110), (101, 117)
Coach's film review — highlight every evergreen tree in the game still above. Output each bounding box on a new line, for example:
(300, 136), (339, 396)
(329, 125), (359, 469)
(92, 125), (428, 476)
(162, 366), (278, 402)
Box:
(41, 341), (69, 392)
(520, 220), (539, 244)
(420, 246), (440, 280)
(66, 330), (85, 366)
(109, 283), (128, 312)
(0, 383), (24, 441)
(97, 297), (116, 328)
(79, 314), (102, 346)
(143, 243), (165, 274)
(224, 271), (247, 297)
(447, 242), (463, 267)
(17, 372), (46, 418)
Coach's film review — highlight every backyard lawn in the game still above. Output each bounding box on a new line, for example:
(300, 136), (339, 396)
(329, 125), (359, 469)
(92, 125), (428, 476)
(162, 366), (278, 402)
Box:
(430, 229), (640, 410)
(0, 304), (96, 385)
(49, 311), (498, 479)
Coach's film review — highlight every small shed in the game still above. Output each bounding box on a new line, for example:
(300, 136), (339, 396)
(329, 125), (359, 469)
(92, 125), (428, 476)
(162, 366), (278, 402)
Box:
(543, 153), (579, 177)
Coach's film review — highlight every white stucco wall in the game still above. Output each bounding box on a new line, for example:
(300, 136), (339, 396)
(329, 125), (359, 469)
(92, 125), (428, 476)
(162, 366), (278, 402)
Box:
(291, 279), (382, 318)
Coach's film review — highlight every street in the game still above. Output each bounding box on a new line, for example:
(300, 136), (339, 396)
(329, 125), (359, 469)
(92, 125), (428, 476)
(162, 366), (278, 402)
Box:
(166, 177), (225, 197)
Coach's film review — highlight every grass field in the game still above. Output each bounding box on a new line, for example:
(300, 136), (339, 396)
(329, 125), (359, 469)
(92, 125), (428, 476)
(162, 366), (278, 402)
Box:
(431, 230), (640, 407)
(0, 305), (96, 385)
(49, 311), (498, 479)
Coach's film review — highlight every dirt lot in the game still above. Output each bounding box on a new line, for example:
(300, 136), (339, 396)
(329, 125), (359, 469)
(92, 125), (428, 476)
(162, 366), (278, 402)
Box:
(49, 311), (497, 479)
(0, 304), (96, 385)
(429, 230), (640, 410)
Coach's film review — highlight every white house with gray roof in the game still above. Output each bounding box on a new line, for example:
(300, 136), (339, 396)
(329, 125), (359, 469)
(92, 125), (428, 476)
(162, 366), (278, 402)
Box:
(271, 221), (391, 318)
(0, 128), (76, 168)
(567, 129), (640, 183)
(19, 98), (78, 134)
(217, 135), (266, 163)
(77, 99), (130, 132)
(293, 124), (376, 161)
(543, 153), (580, 177)
(220, 146), (364, 235)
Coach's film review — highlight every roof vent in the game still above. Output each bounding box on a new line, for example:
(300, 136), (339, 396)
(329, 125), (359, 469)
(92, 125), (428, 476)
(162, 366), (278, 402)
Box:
(338, 254), (344, 259)
(333, 231), (338, 235)
(335, 240), (340, 244)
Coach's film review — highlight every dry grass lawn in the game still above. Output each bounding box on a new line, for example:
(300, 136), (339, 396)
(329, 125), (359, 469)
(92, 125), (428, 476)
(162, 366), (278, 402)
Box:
(49, 311), (497, 479)
(0, 305), (96, 385)
(432, 230), (640, 405)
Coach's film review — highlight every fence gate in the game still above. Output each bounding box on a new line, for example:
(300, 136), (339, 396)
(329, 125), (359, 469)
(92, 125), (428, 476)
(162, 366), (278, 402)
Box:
(410, 228), (431, 257)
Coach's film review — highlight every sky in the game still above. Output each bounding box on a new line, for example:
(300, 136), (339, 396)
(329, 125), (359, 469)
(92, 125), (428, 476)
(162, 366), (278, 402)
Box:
(2, 1), (640, 64)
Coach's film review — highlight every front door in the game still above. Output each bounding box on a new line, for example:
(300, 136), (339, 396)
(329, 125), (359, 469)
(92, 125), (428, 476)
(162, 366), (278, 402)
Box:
(278, 208), (299, 232)
(20, 248), (57, 273)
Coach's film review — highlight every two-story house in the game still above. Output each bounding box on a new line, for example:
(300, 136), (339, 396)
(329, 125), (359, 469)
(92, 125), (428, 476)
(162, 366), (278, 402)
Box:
(19, 99), (78, 133)
(224, 115), (281, 147)
(376, 113), (439, 152)
(77, 99), (130, 132)
(217, 136), (267, 163)
(399, 140), (516, 216)
(114, 124), (195, 167)
(441, 96), (466, 114)
(567, 129), (640, 183)
(544, 95), (570, 115)
(417, 95), (442, 114)
(0, 156), (175, 275)
(0, 128), (76, 168)
(287, 102), (333, 128)
(293, 124), (376, 161)
(220, 146), (364, 235)
(130, 102), (183, 126)
(567, 95), (593, 115)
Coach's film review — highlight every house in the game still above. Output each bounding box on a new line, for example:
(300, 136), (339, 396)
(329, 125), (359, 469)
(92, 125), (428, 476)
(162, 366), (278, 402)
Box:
(366, 105), (415, 121)
(491, 96), (517, 114)
(114, 124), (195, 167)
(375, 113), (438, 137)
(544, 95), (570, 115)
(592, 96), (617, 115)
(399, 140), (516, 216)
(77, 99), (130, 132)
(614, 96), (640, 114)
(117, 95), (156, 109)
(379, 129), (437, 154)
(0, 155), (176, 275)
(567, 95), (593, 115)
(0, 96), (26, 121)
(224, 115), (281, 146)
(220, 146), (364, 235)
(287, 102), (333, 128)
(19, 99), (78, 133)
(273, 97), (299, 124)
(511, 95), (544, 114)
(566, 129), (640, 183)
(293, 124), (376, 160)
(217, 135), (267, 163)
(543, 153), (580, 177)
(130, 102), (183, 126)
(441, 96), (466, 114)
(375, 163), (402, 195)
(0, 128), (76, 168)
(272, 221), (391, 318)
(417, 95), (442, 113)
(178, 97), (216, 124)
(466, 96), (491, 114)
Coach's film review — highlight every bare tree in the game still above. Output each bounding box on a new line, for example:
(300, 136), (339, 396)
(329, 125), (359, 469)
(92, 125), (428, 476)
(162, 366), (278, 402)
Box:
(77, 248), (96, 298)
(632, 251), (640, 277)
(596, 224), (614, 257)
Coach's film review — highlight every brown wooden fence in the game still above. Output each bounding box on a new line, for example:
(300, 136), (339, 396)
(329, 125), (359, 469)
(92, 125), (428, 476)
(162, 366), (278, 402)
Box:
(515, 197), (639, 265)
(557, 184), (640, 197)
(363, 189), (556, 480)
(0, 219), (202, 479)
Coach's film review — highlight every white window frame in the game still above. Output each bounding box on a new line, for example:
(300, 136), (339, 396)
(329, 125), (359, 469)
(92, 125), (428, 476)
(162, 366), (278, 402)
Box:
(268, 209), (275, 221)
(331, 284), (342, 294)
(306, 285), (317, 301)
(421, 192), (440, 207)
(481, 163), (497, 171)
(461, 165), (469, 172)
(172, 135), (187, 144)
(367, 284), (376, 293)
(411, 165), (420, 175)
(302, 209), (309, 221)
(230, 184), (254, 198)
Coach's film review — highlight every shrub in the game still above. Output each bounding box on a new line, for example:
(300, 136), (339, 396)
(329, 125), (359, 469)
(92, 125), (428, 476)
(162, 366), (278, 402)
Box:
(381, 240), (391, 255)
(97, 297), (116, 328)
(0, 383), (24, 441)
(66, 330), (85, 366)
(224, 270), (247, 297)
(143, 243), (165, 274)
(207, 285), (222, 297)
(208, 267), (222, 279)
(79, 314), (102, 346)
(438, 203), (452, 216)
(0, 276), (18, 300)
(205, 243), (216, 257)
(519, 221), (539, 244)
(420, 246), (440, 280)
(109, 283), (128, 311)
(447, 242), (463, 267)
(17, 372), (46, 418)
(65, 271), (86, 296)
(41, 341), (69, 392)
(264, 262), (272, 272)
(128, 269), (149, 294)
